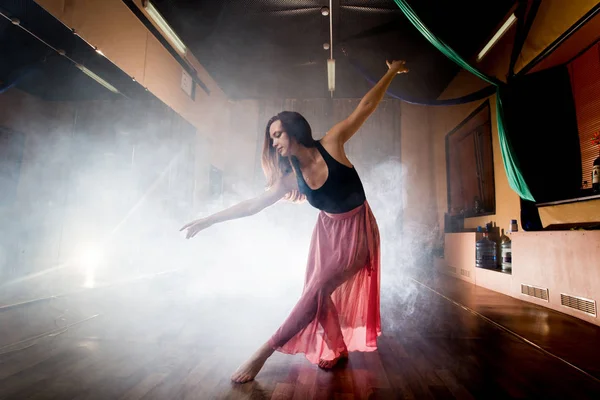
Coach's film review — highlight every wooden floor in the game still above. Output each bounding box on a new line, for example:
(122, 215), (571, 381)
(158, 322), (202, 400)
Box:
(1, 268), (600, 399)
(411, 269), (600, 382)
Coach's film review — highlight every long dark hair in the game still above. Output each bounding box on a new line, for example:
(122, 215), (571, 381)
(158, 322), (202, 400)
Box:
(261, 111), (315, 202)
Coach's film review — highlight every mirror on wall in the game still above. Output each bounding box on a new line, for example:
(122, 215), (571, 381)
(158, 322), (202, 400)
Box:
(0, 5), (203, 300)
(445, 100), (495, 218)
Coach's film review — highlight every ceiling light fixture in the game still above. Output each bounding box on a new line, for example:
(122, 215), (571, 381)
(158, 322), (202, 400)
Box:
(327, 59), (335, 92)
(477, 13), (517, 62)
(76, 64), (120, 94)
(321, 6), (330, 16)
(327, 0), (335, 95)
(144, 0), (187, 55)
(323, 43), (330, 50)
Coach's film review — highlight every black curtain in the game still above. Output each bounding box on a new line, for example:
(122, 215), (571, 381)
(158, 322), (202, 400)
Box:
(501, 65), (582, 205)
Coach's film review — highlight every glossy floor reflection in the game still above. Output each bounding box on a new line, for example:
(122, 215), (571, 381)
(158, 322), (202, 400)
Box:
(411, 269), (600, 381)
(1, 269), (600, 399)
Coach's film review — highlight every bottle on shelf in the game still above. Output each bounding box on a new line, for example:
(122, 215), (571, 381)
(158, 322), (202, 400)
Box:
(500, 229), (512, 272)
(593, 153), (600, 194)
(476, 226), (497, 269)
(592, 132), (599, 193)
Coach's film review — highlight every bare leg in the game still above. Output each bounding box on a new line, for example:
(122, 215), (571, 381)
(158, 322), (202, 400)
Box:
(231, 233), (368, 382)
(231, 288), (330, 383)
(317, 296), (348, 369)
(230, 342), (275, 384)
(269, 286), (321, 347)
(317, 248), (368, 369)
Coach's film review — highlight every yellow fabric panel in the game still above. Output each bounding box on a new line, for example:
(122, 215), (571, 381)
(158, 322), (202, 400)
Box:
(33, 0), (230, 149)
(144, 34), (229, 148)
(538, 198), (600, 228)
(70, 0), (148, 85)
(35, 0), (70, 24)
(515, 0), (599, 73)
(144, 33), (192, 116)
(129, 0), (227, 99)
(186, 53), (226, 100)
(530, 12), (600, 73)
(35, 0), (148, 85)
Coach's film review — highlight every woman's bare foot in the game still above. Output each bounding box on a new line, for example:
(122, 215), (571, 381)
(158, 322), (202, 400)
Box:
(318, 350), (349, 369)
(231, 342), (274, 384)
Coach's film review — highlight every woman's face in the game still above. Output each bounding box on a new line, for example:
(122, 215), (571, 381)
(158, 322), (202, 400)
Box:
(269, 120), (293, 157)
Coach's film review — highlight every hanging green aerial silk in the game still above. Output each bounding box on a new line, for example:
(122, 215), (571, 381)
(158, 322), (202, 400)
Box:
(393, 0), (535, 202)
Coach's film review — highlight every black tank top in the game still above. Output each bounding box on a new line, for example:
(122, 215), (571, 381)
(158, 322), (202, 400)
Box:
(292, 141), (366, 214)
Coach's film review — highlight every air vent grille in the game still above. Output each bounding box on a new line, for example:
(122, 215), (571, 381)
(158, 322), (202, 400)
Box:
(521, 284), (549, 301)
(460, 269), (471, 278)
(560, 294), (597, 317)
(447, 266), (457, 274)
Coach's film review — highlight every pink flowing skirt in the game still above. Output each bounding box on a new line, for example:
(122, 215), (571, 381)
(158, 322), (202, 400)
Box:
(268, 201), (381, 364)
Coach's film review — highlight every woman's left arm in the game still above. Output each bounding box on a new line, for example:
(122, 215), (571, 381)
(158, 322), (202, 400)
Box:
(327, 60), (408, 144)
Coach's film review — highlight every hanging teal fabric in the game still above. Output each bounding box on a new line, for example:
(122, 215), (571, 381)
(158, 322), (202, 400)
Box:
(495, 87), (535, 201)
(392, 0), (535, 202)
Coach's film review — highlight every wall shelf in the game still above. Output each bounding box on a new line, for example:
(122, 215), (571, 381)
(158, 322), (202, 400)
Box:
(535, 196), (600, 229)
(537, 193), (600, 207)
(475, 265), (512, 275)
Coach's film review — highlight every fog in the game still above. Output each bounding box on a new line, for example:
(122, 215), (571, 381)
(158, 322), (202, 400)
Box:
(0, 71), (436, 358)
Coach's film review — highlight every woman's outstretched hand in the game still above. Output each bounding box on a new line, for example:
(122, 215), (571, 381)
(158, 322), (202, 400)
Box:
(180, 217), (213, 239)
(386, 60), (409, 74)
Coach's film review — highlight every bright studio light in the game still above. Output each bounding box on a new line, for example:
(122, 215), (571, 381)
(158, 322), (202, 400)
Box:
(477, 13), (517, 62)
(76, 243), (104, 289)
(78, 244), (104, 270)
(76, 64), (120, 94)
(327, 58), (335, 92)
(83, 272), (96, 289)
(144, 1), (187, 55)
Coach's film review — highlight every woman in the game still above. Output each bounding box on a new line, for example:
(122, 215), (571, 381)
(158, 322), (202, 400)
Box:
(181, 60), (408, 384)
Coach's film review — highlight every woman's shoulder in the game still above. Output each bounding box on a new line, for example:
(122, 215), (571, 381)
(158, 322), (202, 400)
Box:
(320, 133), (353, 168)
(318, 133), (339, 153)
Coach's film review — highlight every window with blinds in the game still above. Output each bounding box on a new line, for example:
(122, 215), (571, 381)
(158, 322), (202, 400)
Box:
(568, 41), (600, 189)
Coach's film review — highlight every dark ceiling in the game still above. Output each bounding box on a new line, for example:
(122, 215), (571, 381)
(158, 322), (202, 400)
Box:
(0, 0), (515, 102)
(152, 0), (516, 100)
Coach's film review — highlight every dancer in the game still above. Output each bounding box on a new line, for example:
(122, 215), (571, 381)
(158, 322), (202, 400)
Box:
(181, 60), (408, 383)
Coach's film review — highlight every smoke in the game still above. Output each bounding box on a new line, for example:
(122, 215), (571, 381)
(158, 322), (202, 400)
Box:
(180, 156), (432, 324)
(181, 195), (316, 300)
(0, 88), (438, 357)
(360, 159), (427, 329)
